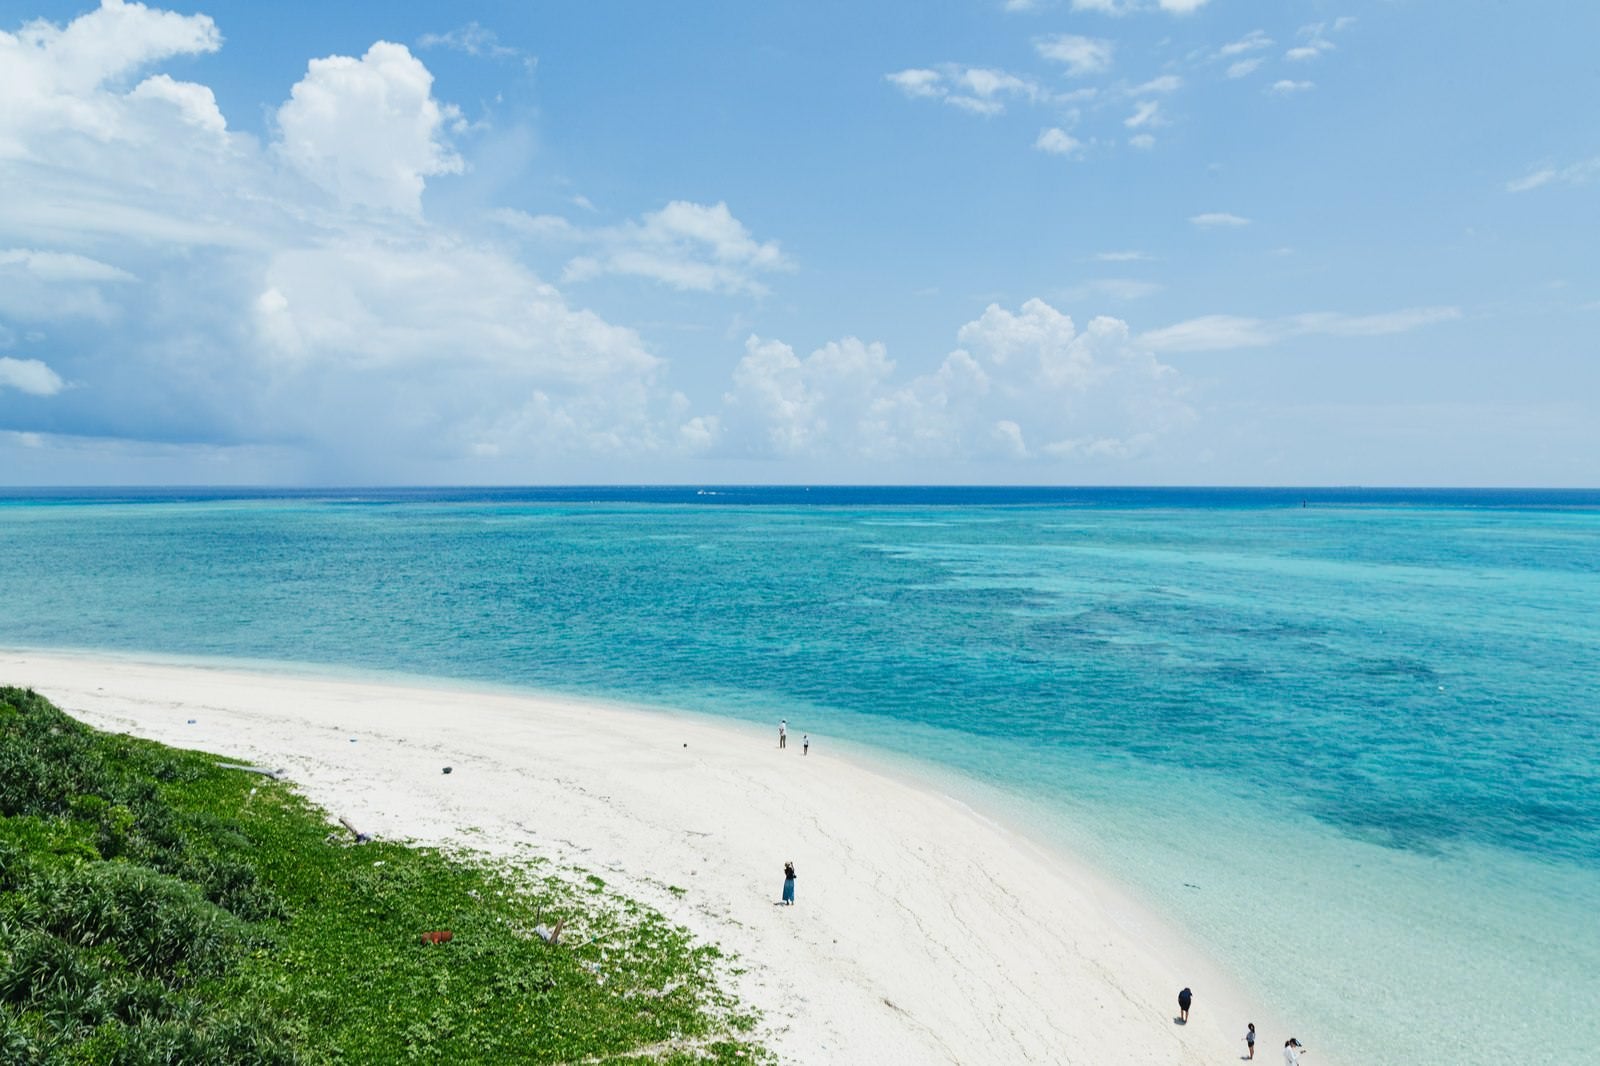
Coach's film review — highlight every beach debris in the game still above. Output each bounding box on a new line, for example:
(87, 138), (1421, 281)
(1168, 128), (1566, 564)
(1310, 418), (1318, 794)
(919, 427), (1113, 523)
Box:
(442, 766), (453, 774)
(534, 918), (566, 945)
(338, 817), (372, 844)
(349, 738), (357, 743)
(419, 930), (453, 946)
(186, 718), (196, 724)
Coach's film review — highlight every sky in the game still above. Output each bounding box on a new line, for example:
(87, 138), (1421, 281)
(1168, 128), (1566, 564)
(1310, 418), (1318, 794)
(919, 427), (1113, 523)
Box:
(0, 0), (1596, 486)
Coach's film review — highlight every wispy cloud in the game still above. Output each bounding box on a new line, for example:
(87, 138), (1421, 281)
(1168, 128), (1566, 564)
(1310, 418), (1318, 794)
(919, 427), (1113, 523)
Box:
(1507, 157), (1600, 193)
(1062, 277), (1163, 301)
(1270, 80), (1314, 95)
(886, 65), (1061, 115)
(1035, 34), (1114, 76)
(1140, 306), (1460, 351)
(1035, 128), (1084, 156)
(417, 22), (533, 69)
(0, 356), (65, 396)
(1066, 0), (1210, 11)
(1130, 74), (1182, 94)
(1287, 18), (1350, 61)
(1093, 250), (1153, 262)
(1125, 101), (1162, 128)
(1218, 30), (1273, 58)
(1227, 58), (1263, 79)
(1189, 212), (1250, 227)
(0, 249), (135, 283)
(557, 201), (791, 295)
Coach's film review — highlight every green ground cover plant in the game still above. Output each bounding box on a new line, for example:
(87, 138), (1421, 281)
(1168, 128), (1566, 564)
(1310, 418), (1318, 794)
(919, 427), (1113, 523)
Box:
(0, 687), (768, 1065)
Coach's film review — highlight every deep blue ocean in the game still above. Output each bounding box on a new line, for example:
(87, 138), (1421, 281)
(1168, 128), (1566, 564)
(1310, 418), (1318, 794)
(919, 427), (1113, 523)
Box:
(3, 486), (1596, 1063)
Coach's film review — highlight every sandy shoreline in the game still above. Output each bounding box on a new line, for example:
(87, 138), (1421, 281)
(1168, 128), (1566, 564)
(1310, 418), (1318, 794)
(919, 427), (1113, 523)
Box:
(3, 649), (1296, 1064)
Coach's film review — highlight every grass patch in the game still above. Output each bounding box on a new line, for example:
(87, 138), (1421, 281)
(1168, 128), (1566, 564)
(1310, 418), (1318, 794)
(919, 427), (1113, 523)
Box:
(0, 686), (769, 1064)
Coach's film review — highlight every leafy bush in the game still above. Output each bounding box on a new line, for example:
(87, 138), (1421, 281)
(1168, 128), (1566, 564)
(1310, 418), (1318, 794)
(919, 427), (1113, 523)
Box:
(0, 686), (768, 1063)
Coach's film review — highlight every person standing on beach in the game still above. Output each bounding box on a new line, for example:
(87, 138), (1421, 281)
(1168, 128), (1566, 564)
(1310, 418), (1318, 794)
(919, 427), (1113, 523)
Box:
(781, 861), (796, 905)
(778, 719), (787, 749)
(802, 734), (809, 755)
(1282, 1037), (1306, 1065)
(1177, 987), (1192, 1023)
(1244, 1022), (1256, 1059)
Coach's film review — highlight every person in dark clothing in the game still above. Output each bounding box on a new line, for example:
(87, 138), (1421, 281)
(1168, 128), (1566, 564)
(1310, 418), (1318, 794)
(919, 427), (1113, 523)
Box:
(781, 861), (796, 905)
(1177, 986), (1192, 1023)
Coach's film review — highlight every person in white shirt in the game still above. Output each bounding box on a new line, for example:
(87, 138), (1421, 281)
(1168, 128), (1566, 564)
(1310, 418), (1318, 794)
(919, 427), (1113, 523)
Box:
(778, 719), (787, 748)
(1283, 1037), (1306, 1065)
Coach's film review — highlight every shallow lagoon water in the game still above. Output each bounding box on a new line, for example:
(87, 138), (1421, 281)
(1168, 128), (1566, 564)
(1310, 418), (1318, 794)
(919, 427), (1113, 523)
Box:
(3, 487), (1596, 1063)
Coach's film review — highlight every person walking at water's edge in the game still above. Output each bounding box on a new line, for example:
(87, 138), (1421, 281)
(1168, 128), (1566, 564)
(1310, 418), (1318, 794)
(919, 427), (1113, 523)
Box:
(1177, 986), (1192, 1023)
(781, 861), (796, 905)
(778, 719), (787, 749)
(802, 733), (809, 755)
(1243, 1022), (1255, 1059)
(1282, 1037), (1306, 1065)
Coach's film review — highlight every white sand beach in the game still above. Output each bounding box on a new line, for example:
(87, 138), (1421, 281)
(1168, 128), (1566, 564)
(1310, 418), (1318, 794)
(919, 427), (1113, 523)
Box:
(3, 650), (1297, 1064)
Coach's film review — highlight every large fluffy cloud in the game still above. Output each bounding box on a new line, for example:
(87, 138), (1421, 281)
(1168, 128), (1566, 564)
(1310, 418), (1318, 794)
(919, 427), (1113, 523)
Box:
(275, 42), (463, 216)
(0, 0), (222, 153)
(0, 1), (697, 480)
(0, 2), (1194, 482)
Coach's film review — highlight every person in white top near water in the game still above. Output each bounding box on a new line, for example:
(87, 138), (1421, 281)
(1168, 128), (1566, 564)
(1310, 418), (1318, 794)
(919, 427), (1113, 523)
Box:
(778, 719), (787, 748)
(1282, 1037), (1306, 1065)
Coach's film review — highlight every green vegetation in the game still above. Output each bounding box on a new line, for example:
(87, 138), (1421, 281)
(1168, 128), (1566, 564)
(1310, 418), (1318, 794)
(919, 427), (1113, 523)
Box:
(0, 687), (768, 1064)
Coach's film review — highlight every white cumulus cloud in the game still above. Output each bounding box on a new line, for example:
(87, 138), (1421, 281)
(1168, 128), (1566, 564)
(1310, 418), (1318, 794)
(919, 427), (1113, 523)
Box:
(1190, 212), (1250, 227)
(715, 299), (1191, 465)
(275, 42), (463, 216)
(0, 0), (222, 154)
(0, 3), (717, 480)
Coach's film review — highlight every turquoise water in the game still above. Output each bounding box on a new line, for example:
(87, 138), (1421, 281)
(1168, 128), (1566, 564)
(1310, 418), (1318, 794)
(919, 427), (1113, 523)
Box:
(2, 488), (1597, 1063)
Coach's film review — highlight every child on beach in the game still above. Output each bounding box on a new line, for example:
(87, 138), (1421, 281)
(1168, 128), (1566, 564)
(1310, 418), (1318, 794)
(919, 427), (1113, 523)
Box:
(1244, 1022), (1255, 1059)
(781, 861), (796, 905)
(802, 734), (809, 755)
(1282, 1037), (1306, 1065)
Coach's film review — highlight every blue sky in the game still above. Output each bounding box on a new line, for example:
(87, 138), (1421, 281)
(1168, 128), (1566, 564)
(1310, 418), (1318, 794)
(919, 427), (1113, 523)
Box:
(0, 0), (1595, 485)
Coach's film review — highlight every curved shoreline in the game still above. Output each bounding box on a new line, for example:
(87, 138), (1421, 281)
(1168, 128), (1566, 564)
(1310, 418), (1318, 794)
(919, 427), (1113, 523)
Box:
(2, 648), (1300, 1064)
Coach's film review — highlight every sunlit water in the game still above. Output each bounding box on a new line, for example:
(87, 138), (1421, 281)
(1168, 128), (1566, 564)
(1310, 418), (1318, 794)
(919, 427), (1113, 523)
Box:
(3, 486), (1596, 1064)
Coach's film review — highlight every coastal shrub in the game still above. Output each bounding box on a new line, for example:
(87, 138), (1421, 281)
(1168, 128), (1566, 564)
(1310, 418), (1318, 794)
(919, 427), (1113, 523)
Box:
(0, 686), (769, 1063)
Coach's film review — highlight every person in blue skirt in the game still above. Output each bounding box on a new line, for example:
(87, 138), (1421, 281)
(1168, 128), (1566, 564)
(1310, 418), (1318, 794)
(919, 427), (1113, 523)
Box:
(781, 861), (796, 905)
